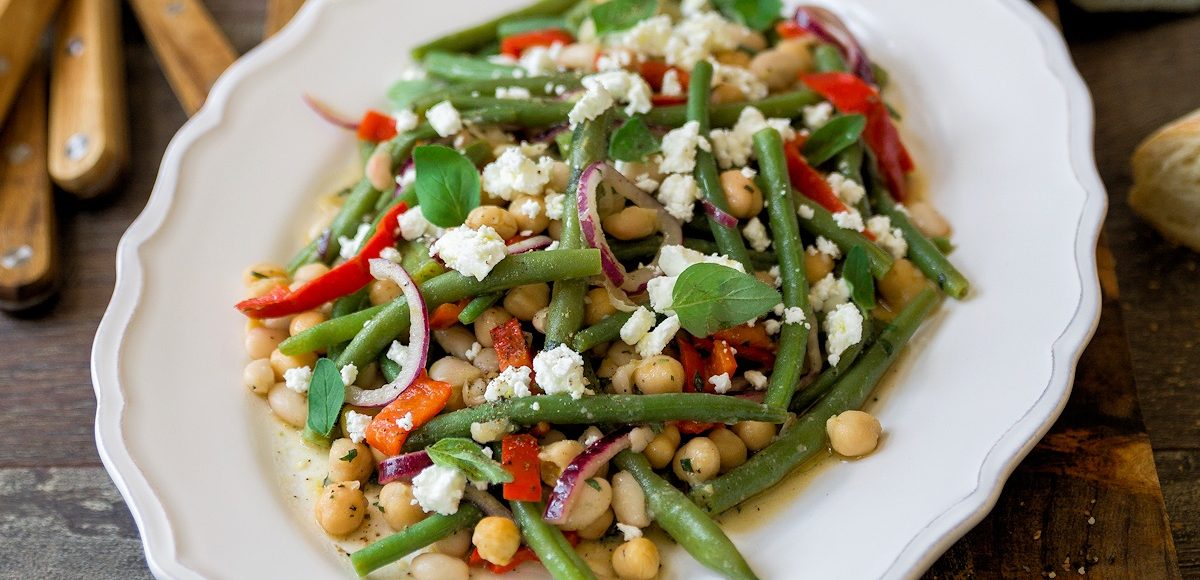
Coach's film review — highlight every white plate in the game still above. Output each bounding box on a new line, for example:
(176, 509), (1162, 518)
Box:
(92, 0), (1105, 578)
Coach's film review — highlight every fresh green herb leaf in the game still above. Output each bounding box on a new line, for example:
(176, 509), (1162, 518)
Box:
(306, 358), (345, 439)
(680, 458), (694, 473)
(609, 117), (661, 162)
(498, 16), (569, 38)
(591, 0), (658, 35)
(414, 145), (481, 227)
(672, 263), (782, 337)
(842, 245), (876, 311)
(460, 141), (494, 168)
(802, 114), (866, 166)
(340, 449), (359, 462)
(712, 0), (784, 32)
(586, 479), (602, 491)
(386, 78), (443, 110)
(426, 438), (514, 484)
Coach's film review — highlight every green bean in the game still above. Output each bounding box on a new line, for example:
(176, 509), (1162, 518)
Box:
(327, 289), (369, 361)
(812, 43), (848, 73)
(380, 355), (400, 383)
(412, 75), (583, 113)
(545, 116), (608, 349)
(683, 238), (777, 270)
(869, 187), (969, 299)
(570, 310), (634, 352)
(836, 142), (872, 217)
(447, 96), (573, 127)
(606, 237), (778, 271)
(645, 89), (821, 128)
(404, 394), (788, 451)
(423, 52), (521, 81)
(399, 239), (446, 284)
(789, 320), (877, 413)
(349, 504), (482, 576)
(795, 197), (893, 279)
(754, 128), (815, 412)
(411, 0), (578, 60)
(690, 61), (753, 271)
(510, 501), (595, 580)
(458, 293), (501, 325)
(613, 451), (759, 580)
(497, 16), (568, 37)
(691, 287), (940, 514)
(279, 249), (601, 357)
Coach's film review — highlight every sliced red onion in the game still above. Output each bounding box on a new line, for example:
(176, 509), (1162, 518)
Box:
(465, 486), (513, 518)
(543, 426), (634, 525)
(701, 199), (738, 229)
(507, 235), (554, 255)
(346, 259), (429, 406)
(793, 7), (876, 85)
(302, 93), (359, 130)
(377, 450), (433, 483)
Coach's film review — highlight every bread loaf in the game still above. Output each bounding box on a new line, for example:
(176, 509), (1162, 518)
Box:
(1129, 108), (1200, 252)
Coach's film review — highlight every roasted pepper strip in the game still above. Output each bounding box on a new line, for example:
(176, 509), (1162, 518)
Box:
(492, 318), (533, 372)
(501, 434), (542, 502)
(236, 203), (408, 319)
(429, 299), (469, 329)
(676, 335), (706, 393)
(784, 139), (849, 214)
(365, 373), (452, 456)
(706, 339), (738, 382)
(500, 29), (573, 58)
(356, 109), (398, 142)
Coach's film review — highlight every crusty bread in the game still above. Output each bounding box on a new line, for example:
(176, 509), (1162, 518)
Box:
(1129, 108), (1200, 252)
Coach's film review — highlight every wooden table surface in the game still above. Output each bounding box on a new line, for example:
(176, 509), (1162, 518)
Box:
(2, 2), (1197, 578)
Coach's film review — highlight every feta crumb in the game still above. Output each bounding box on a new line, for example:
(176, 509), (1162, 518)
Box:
(809, 273), (852, 313)
(709, 373), (732, 394)
(661, 68), (683, 96)
(797, 204), (816, 219)
(464, 341), (483, 362)
(744, 370), (768, 390)
(398, 206), (438, 241)
(832, 209), (865, 232)
(636, 314), (681, 357)
(338, 223), (372, 260)
(470, 418), (511, 443)
(393, 108), (419, 133)
(580, 426), (604, 446)
(659, 244), (746, 275)
(802, 102), (834, 129)
(620, 307), (657, 345)
(783, 307), (807, 325)
(617, 523), (644, 541)
(629, 426), (655, 453)
(659, 121), (711, 174)
(283, 366), (312, 393)
(495, 86), (533, 99)
(380, 246), (403, 263)
(569, 70), (652, 126)
(395, 411), (415, 431)
(740, 166), (757, 179)
(340, 363), (359, 387)
(411, 464), (467, 515)
(815, 236), (841, 259)
(709, 106), (795, 169)
(543, 192), (566, 220)
(866, 215), (908, 259)
(430, 226), (508, 281)
(386, 341), (409, 367)
(518, 43), (563, 76)
(826, 173), (866, 205)
(711, 61), (767, 101)
(533, 345), (591, 399)
(646, 275), (678, 314)
(824, 302), (864, 366)
(484, 365), (534, 402)
(764, 319), (782, 335)
(514, 198), (542, 219)
(742, 217), (771, 252)
(482, 147), (552, 201)
(345, 411), (372, 443)
(657, 174), (700, 221)
(426, 101), (463, 137)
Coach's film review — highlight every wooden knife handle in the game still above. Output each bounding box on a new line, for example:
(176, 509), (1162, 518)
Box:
(48, 0), (128, 197)
(0, 65), (57, 310)
(0, 0), (64, 130)
(127, 0), (237, 115)
(264, 0), (306, 39)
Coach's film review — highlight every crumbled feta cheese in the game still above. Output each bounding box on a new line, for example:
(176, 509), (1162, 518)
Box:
(709, 107), (795, 168)
(283, 366), (312, 393)
(430, 226), (508, 281)
(832, 209), (865, 232)
(621, 15), (674, 58)
(742, 217), (771, 252)
(514, 198), (542, 219)
(380, 246), (403, 263)
(657, 174), (700, 222)
(809, 273), (852, 313)
(595, 49), (633, 72)
(709, 373), (732, 394)
(345, 410), (372, 443)
(569, 70), (653, 127)
(802, 102), (833, 129)
(661, 12), (754, 68)
(711, 61), (768, 100)
(783, 306), (807, 325)
(411, 465), (467, 515)
(681, 0), (709, 16)
(661, 68), (683, 96)
(399, 66), (426, 81)
(398, 205), (439, 241)
(740, 166), (757, 179)
(769, 265), (781, 287)
(340, 363), (358, 387)
(543, 192), (566, 220)
(636, 314), (680, 357)
(426, 101), (462, 137)
(568, 86), (614, 127)
(495, 86), (532, 99)
(338, 223), (372, 260)
(393, 108), (419, 133)
(620, 307), (657, 345)
(826, 173), (866, 205)
(824, 302), (864, 365)
(659, 244), (746, 275)
(629, 426), (655, 453)
(482, 147), (552, 201)
(464, 341), (483, 362)
(533, 345), (591, 399)
(484, 365), (534, 402)
(470, 418), (511, 443)
(580, 426), (604, 446)
(659, 121), (711, 174)
(797, 204), (815, 220)
(764, 319), (782, 335)
(519, 43), (563, 76)
(745, 370), (768, 390)
(815, 236), (841, 259)
(395, 411), (415, 431)
(386, 341), (409, 367)
(866, 215), (908, 259)
(617, 523), (644, 541)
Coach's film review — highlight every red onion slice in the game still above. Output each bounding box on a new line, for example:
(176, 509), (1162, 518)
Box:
(377, 450), (433, 483)
(701, 199), (738, 229)
(345, 259), (430, 407)
(506, 235), (554, 255)
(302, 93), (360, 130)
(543, 427), (634, 525)
(793, 7), (876, 85)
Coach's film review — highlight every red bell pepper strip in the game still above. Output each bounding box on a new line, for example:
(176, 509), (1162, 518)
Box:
(651, 94), (688, 106)
(801, 72), (914, 200)
(236, 203), (408, 319)
(676, 335), (706, 393)
(713, 325), (775, 351)
(784, 139), (849, 214)
(775, 20), (807, 39)
(491, 318), (534, 371)
(356, 109), (397, 142)
(501, 434), (541, 502)
(429, 300), (469, 330)
(364, 373), (452, 456)
(706, 339), (738, 381)
(676, 420), (719, 435)
(638, 60), (690, 93)
(500, 29), (573, 58)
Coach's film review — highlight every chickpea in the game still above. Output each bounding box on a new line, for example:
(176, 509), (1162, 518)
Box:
(245, 326), (288, 359)
(434, 527), (473, 557)
(879, 259), (929, 310)
(672, 437), (721, 485)
(368, 279), (401, 306)
(314, 481), (367, 536)
(750, 45), (810, 90)
(576, 540), (617, 579)
(711, 83), (746, 104)
(473, 348), (500, 374)
(577, 508), (614, 540)
(509, 194), (550, 235)
(429, 356), (484, 389)
(539, 440), (584, 485)
(540, 429), (567, 445)
(633, 355), (685, 394)
(643, 424), (681, 470)
(547, 160), (571, 193)
(292, 262), (330, 286)
(611, 471), (650, 527)
(602, 206), (659, 241)
(328, 439), (373, 484)
(720, 169), (764, 219)
(473, 307), (514, 347)
(904, 200), (952, 238)
(741, 30), (769, 51)
(562, 478), (612, 531)
(708, 427), (748, 472)
(612, 537), (660, 580)
(462, 378), (488, 407)
(556, 42), (599, 71)
(532, 307), (550, 334)
(466, 205), (519, 240)
(584, 287), (618, 326)
(260, 315), (293, 331)
(714, 50), (752, 67)
(410, 553), (469, 580)
(245, 276), (286, 299)
(548, 219), (564, 241)
(243, 359), (275, 395)
(267, 382), (308, 427)
(609, 361), (638, 395)
(289, 311), (327, 337)
(242, 262), (286, 286)
(805, 250), (835, 284)
(270, 348), (317, 380)
(826, 410), (883, 456)
(732, 420), (776, 452)
(777, 37), (814, 60)
(473, 516), (522, 566)
(434, 325), (477, 359)
(504, 283), (551, 321)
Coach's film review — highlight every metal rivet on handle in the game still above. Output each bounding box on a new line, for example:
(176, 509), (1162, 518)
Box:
(65, 133), (90, 161)
(1, 245), (33, 270)
(6, 143), (31, 165)
(66, 37), (85, 57)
